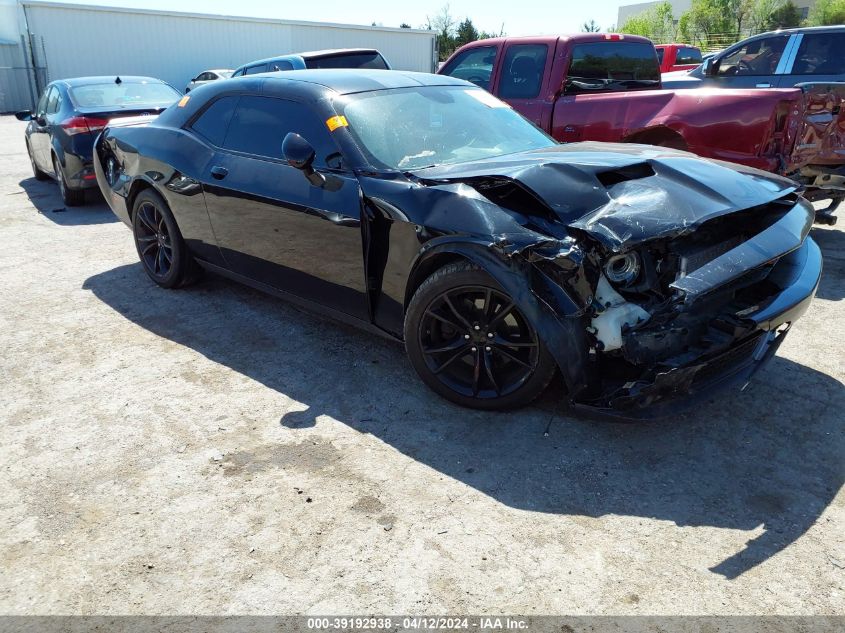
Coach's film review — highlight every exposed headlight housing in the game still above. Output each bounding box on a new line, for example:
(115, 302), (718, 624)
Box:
(604, 252), (640, 286)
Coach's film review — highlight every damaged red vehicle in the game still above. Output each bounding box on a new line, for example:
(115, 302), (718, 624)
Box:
(93, 70), (822, 416)
(439, 34), (845, 224)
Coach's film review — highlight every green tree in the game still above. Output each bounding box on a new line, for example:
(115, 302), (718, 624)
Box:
(427, 4), (457, 61)
(400, 23), (411, 28)
(681, 0), (732, 47)
(620, 1), (676, 41)
(807, 0), (845, 25)
(582, 19), (601, 32)
(455, 18), (480, 47)
(765, 0), (802, 28)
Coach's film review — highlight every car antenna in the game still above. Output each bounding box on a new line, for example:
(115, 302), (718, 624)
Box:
(115, 76), (122, 85)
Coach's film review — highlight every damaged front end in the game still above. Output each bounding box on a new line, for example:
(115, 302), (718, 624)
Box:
(412, 147), (822, 416)
(532, 194), (821, 416)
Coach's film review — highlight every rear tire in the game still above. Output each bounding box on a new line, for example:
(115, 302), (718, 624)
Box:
(132, 189), (201, 289)
(404, 261), (557, 410)
(27, 141), (49, 181)
(53, 154), (84, 206)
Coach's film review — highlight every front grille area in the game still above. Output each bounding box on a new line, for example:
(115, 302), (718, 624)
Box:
(692, 333), (764, 386)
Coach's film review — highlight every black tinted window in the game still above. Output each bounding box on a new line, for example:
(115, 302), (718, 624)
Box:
(565, 42), (660, 94)
(676, 47), (702, 65)
(499, 44), (547, 99)
(243, 64), (268, 75)
(792, 33), (845, 75)
(657, 48), (665, 64)
(441, 46), (497, 90)
(191, 95), (238, 146)
(305, 52), (388, 69)
(223, 95), (335, 164)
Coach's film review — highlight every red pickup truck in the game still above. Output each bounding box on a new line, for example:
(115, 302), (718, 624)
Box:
(655, 43), (703, 73)
(439, 34), (845, 223)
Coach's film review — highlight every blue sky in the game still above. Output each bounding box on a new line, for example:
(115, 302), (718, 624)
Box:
(54, 0), (623, 35)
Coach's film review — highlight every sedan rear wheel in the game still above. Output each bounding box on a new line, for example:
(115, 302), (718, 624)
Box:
(405, 261), (557, 410)
(53, 155), (84, 206)
(132, 189), (200, 288)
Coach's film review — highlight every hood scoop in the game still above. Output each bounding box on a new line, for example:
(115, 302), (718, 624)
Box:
(595, 162), (655, 188)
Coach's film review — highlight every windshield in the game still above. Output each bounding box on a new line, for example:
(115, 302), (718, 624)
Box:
(218, 71), (234, 78)
(305, 52), (389, 70)
(69, 81), (181, 109)
(340, 86), (556, 170)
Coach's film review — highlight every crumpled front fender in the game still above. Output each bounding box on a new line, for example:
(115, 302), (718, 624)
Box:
(409, 238), (593, 396)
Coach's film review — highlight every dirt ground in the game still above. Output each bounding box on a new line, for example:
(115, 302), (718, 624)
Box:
(0, 115), (843, 615)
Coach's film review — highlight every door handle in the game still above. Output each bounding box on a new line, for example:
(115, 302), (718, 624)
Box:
(756, 83), (772, 88)
(210, 166), (228, 180)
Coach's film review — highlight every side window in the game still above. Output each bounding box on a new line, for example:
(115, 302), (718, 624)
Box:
(45, 87), (61, 115)
(243, 64), (267, 75)
(232, 69), (244, 78)
(35, 88), (49, 116)
(268, 60), (294, 72)
(499, 44), (548, 99)
(222, 95), (336, 165)
(717, 36), (788, 76)
(440, 45), (497, 90)
(191, 95), (239, 146)
(197, 72), (212, 81)
(676, 47), (702, 65)
(565, 42), (660, 94)
(791, 33), (845, 75)
(656, 48), (665, 64)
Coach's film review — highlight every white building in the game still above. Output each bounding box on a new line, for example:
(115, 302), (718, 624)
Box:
(0, 0), (437, 112)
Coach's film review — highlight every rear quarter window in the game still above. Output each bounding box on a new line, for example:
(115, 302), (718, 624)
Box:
(190, 95), (238, 146)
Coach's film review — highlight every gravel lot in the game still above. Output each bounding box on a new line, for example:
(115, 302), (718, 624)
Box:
(0, 114), (843, 615)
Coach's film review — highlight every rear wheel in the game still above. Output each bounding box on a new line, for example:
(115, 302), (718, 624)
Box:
(404, 262), (557, 410)
(27, 141), (48, 181)
(53, 154), (84, 206)
(132, 189), (200, 288)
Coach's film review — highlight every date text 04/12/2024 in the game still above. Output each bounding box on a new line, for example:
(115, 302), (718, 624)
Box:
(306, 617), (530, 630)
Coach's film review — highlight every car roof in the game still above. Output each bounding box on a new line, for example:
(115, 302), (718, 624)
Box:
(236, 48), (382, 70)
(237, 68), (469, 95)
(55, 76), (168, 87)
(749, 24), (845, 39)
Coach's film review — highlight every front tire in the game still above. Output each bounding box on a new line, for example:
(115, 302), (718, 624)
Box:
(132, 189), (200, 288)
(404, 261), (556, 410)
(53, 155), (84, 206)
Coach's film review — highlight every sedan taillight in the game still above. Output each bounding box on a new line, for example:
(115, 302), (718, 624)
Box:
(61, 116), (109, 136)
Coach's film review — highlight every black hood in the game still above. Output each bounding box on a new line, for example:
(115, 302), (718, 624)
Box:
(415, 143), (797, 251)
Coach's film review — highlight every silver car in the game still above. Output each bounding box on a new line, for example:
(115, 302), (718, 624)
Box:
(184, 69), (233, 93)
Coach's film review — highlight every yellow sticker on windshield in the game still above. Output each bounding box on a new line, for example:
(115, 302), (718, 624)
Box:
(177, 95), (190, 107)
(326, 115), (348, 131)
(465, 90), (510, 108)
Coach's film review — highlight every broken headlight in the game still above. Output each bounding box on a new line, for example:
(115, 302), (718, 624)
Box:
(604, 252), (640, 287)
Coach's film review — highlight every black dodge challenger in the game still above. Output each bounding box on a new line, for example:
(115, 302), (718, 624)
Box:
(93, 70), (822, 415)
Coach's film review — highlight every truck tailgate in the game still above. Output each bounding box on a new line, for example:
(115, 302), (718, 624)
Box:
(789, 82), (845, 167)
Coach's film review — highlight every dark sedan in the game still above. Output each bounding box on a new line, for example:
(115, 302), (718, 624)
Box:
(93, 69), (821, 416)
(16, 76), (181, 205)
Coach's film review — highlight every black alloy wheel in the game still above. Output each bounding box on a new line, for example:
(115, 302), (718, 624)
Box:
(136, 201), (174, 279)
(131, 189), (200, 288)
(405, 262), (556, 409)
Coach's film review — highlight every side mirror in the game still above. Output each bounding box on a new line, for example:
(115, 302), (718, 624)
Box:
(702, 58), (717, 76)
(282, 132), (325, 187)
(15, 110), (33, 121)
